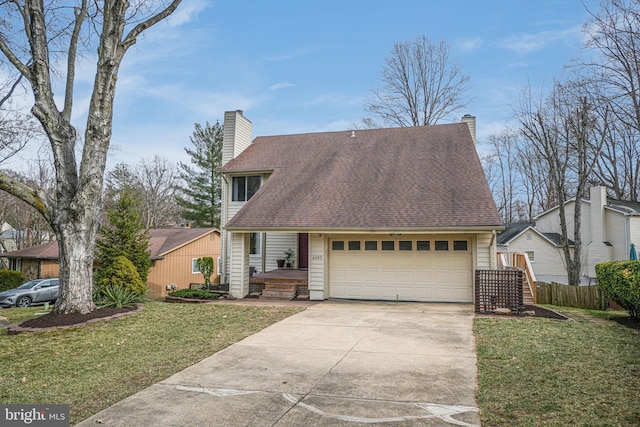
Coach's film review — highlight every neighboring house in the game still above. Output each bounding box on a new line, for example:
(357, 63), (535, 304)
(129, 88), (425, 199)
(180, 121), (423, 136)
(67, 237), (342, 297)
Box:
(497, 222), (573, 284)
(2, 240), (59, 279)
(497, 186), (640, 284)
(219, 110), (503, 302)
(2, 227), (220, 297)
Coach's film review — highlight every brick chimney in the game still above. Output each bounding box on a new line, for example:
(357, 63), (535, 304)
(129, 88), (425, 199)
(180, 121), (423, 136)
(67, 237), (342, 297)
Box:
(461, 114), (476, 145)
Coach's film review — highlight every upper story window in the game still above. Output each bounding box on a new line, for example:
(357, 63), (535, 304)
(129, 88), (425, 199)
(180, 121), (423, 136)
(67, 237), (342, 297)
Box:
(232, 176), (261, 201)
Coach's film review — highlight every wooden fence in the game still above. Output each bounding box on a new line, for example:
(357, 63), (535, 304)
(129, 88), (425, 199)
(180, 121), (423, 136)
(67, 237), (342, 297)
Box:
(536, 282), (605, 310)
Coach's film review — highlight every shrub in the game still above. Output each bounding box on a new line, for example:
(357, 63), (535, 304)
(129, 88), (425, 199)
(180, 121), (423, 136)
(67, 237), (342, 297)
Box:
(0, 270), (25, 291)
(96, 256), (147, 297)
(99, 285), (143, 308)
(195, 257), (214, 287)
(168, 289), (220, 300)
(596, 260), (640, 319)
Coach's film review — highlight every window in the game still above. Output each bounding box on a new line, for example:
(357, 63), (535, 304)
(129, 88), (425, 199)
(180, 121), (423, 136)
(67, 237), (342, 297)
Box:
(417, 241), (430, 251)
(382, 241), (395, 251)
(526, 251), (535, 262)
(365, 241), (378, 250)
(232, 176), (261, 201)
(348, 241), (361, 250)
(250, 233), (261, 255)
(453, 240), (468, 251)
(399, 241), (412, 251)
(332, 241), (344, 250)
(192, 258), (201, 274)
(435, 240), (449, 251)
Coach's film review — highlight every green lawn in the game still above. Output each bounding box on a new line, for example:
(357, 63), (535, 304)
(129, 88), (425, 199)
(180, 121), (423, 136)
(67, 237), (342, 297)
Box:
(0, 302), (303, 425)
(475, 306), (640, 426)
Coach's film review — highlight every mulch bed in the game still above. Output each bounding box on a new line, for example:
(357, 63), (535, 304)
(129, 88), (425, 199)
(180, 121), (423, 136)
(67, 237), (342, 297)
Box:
(612, 316), (640, 331)
(7, 305), (142, 334)
(520, 305), (569, 320)
(20, 307), (136, 328)
(479, 305), (569, 320)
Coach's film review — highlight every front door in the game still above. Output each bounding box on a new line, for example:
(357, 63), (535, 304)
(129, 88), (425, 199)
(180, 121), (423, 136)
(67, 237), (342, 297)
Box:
(298, 233), (309, 269)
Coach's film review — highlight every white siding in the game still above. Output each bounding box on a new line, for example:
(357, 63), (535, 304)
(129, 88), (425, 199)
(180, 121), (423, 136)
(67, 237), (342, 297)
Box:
(475, 233), (494, 270)
(229, 232), (249, 297)
(309, 234), (327, 300)
(220, 110), (253, 284)
(507, 233), (568, 280)
(605, 209), (627, 261)
(536, 200), (592, 242)
(265, 233), (298, 270)
(222, 110), (252, 166)
(630, 217), (640, 252)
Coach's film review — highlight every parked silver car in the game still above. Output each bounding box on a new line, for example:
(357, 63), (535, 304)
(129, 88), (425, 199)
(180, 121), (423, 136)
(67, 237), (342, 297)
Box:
(0, 278), (60, 308)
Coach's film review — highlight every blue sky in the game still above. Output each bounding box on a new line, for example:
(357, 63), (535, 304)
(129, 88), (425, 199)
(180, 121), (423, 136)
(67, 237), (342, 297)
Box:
(16, 0), (601, 168)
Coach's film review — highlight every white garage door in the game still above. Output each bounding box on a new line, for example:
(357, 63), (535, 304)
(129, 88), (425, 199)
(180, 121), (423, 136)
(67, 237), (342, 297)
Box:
(329, 236), (473, 302)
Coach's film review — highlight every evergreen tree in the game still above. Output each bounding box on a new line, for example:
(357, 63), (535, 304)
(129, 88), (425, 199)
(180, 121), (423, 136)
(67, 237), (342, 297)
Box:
(95, 189), (151, 284)
(176, 121), (223, 227)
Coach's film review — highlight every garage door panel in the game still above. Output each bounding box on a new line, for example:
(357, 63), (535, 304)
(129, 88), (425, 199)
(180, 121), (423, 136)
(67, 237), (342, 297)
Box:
(330, 235), (473, 303)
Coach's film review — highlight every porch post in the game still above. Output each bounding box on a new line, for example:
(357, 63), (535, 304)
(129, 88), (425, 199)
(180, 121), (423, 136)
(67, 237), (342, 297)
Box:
(229, 232), (250, 298)
(308, 233), (327, 300)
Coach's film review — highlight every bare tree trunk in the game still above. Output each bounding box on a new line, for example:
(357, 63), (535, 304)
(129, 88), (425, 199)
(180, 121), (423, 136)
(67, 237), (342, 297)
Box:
(55, 225), (96, 313)
(0, 0), (182, 314)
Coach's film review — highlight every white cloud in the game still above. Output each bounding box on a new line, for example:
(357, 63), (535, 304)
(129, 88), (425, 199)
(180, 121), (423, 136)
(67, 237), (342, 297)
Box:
(165, 0), (210, 27)
(501, 25), (582, 53)
(269, 82), (295, 91)
(457, 37), (483, 52)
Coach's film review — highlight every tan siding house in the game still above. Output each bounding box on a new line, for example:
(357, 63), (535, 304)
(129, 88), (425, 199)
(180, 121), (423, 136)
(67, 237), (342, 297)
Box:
(2, 228), (220, 297)
(147, 228), (220, 296)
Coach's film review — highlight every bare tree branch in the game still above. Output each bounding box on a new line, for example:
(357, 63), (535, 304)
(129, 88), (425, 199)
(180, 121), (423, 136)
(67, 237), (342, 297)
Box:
(365, 36), (471, 127)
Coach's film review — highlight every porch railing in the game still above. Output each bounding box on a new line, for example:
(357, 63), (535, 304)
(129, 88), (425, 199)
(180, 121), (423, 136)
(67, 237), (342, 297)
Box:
(497, 251), (537, 303)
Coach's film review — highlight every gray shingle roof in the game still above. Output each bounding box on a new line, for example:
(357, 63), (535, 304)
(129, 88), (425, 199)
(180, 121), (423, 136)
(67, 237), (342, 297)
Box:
(221, 124), (502, 230)
(496, 223), (531, 245)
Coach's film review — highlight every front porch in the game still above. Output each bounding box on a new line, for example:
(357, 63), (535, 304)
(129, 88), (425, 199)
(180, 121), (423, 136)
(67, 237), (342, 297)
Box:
(249, 268), (309, 300)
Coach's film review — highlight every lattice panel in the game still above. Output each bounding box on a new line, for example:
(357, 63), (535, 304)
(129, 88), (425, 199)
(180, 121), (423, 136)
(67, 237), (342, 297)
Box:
(475, 270), (524, 313)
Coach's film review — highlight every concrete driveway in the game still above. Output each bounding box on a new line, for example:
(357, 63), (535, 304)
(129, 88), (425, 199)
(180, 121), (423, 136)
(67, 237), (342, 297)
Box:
(77, 301), (480, 426)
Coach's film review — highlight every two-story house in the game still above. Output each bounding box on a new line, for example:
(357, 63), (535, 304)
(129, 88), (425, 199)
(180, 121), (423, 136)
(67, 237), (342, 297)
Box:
(218, 110), (503, 302)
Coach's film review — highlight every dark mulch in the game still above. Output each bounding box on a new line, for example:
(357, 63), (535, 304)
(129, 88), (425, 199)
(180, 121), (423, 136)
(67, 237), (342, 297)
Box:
(478, 305), (569, 320)
(612, 316), (640, 331)
(20, 307), (136, 328)
(521, 304), (568, 320)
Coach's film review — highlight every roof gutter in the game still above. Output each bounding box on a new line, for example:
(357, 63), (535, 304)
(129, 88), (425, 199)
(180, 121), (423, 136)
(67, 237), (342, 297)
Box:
(223, 225), (505, 233)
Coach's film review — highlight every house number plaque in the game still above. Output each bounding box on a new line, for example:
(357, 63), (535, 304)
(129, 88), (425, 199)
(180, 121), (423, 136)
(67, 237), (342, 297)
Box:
(312, 255), (323, 260)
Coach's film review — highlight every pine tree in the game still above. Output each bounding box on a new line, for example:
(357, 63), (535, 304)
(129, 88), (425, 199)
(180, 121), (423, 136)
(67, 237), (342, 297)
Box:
(95, 189), (151, 284)
(176, 121), (224, 227)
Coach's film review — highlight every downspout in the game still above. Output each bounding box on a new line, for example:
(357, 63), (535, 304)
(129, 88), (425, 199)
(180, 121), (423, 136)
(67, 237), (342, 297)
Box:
(220, 172), (229, 286)
(625, 215), (630, 256)
(261, 232), (266, 273)
(490, 230), (497, 270)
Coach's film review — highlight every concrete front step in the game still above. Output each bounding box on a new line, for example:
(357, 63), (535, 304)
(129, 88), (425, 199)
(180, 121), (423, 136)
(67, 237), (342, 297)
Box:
(260, 290), (297, 300)
(264, 283), (298, 291)
(259, 282), (299, 300)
